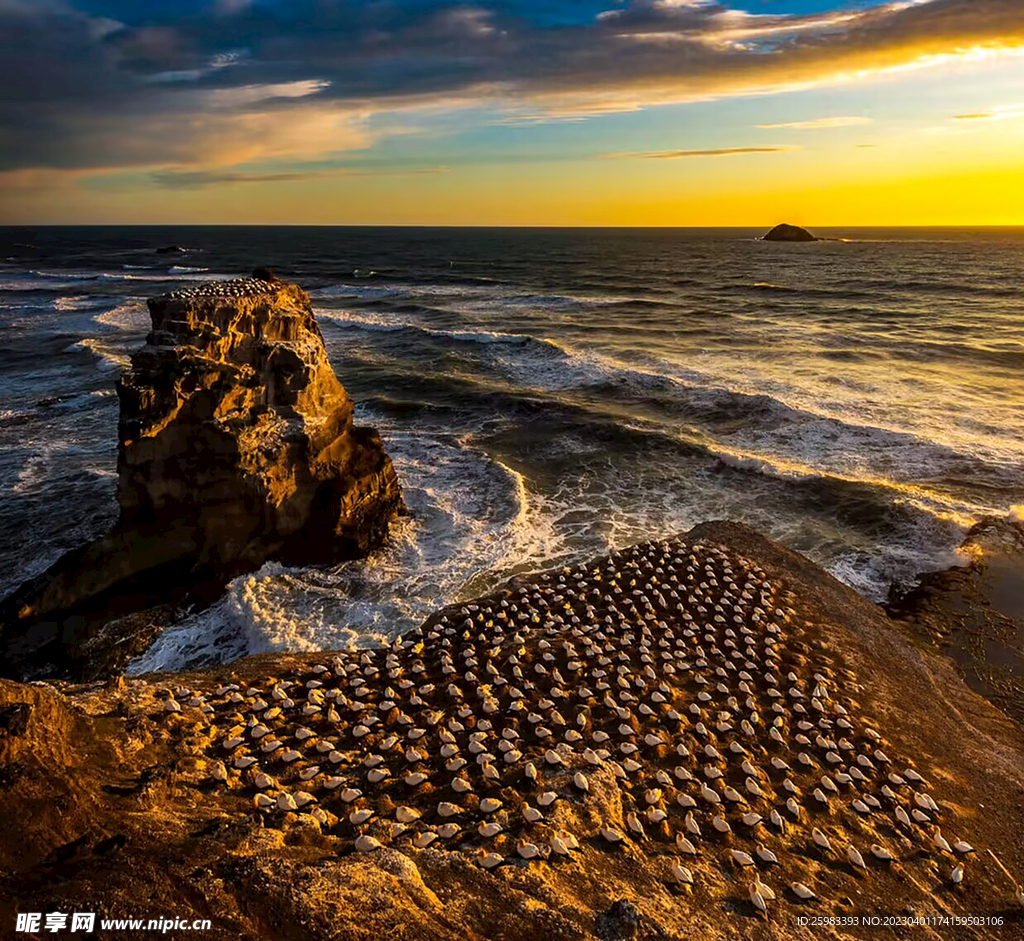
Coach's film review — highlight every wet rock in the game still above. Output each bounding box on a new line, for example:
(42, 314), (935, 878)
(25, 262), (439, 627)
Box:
(887, 515), (1024, 725)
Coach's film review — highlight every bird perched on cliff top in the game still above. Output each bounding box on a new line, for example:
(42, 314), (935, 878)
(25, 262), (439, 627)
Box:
(156, 534), (987, 913)
(748, 881), (768, 916)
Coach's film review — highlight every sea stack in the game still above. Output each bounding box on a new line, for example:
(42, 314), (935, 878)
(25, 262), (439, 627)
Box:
(0, 276), (403, 679)
(762, 223), (818, 242)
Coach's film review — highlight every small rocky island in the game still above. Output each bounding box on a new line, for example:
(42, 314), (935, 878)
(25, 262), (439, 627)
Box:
(0, 275), (403, 680)
(762, 224), (818, 242)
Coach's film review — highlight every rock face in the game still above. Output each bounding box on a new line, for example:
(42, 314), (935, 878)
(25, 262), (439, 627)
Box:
(0, 523), (1021, 940)
(762, 223), (817, 242)
(888, 516), (1024, 726)
(0, 276), (403, 679)
(118, 276), (402, 571)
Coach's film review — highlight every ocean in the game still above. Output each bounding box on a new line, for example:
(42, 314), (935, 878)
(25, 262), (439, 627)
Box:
(1, 225), (1022, 673)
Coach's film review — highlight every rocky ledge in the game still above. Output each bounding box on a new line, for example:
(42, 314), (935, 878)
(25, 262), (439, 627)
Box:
(0, 275), (403, 681)
(888, 516), (1024, 726)
(0, 522), (1021, 940)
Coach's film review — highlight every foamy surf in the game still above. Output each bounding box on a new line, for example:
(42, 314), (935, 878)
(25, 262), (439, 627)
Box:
(72, 338), (132, 371)
(94, 300), (149, 330)
(128, 422), (568, 672)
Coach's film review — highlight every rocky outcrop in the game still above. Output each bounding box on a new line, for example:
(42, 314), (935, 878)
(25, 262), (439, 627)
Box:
(0, 276), (403, 680)
(0, 524), (1021, 941)
(888, 515), (1024, 726)
(762, 224), (818, 242)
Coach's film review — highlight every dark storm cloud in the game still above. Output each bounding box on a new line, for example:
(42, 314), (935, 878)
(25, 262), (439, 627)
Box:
(1, 0), (1023, 172)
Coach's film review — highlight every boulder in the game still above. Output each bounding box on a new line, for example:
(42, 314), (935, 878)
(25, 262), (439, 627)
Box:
(155, 244), (188, 254)
(762, 223), (818, 242)
(0, 276), (403, 679)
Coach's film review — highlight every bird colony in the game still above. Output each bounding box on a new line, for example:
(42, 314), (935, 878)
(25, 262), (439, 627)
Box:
(162, 537), (993, 916)
(166, 278), (275, 301)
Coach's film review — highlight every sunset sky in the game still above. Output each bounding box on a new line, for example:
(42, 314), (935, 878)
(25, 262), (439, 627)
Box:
(2, 0), (1024, 225)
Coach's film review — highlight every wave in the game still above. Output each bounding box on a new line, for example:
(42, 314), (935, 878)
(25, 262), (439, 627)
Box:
(318, 308), (575, 356)
(717, 281), (884, 301)
(169, 265), (209, 274)
(71, 338), (132, 371)
(53, 295), (107, 312)
(98, 271), (215, 282)
(709, 446), (983, 529)
(29, 269), (98, 281)
(94, 300), (149, 331)
(0, 268), (219, 292)
(842, 277), (1024, 298)
(325, 306), (1019, 519)
(310, 280), (632, 311)
(309, 283), (410, 300)
(1, 274), (98, 292)
(128, 428), (568, 672)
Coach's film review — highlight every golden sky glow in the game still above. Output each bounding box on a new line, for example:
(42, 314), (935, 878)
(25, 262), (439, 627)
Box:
(2, 1), (1024, 225)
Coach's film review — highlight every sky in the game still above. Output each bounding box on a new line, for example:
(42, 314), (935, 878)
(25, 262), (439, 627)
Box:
(1, 0), (1024, 225)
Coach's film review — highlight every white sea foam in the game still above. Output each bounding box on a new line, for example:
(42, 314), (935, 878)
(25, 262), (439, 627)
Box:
(321, 301), (1012, 528)
(318, 307), (575, 355)
(1, 276), (89, 292)
(72, 338), (132, 371)
(128, 424), (570, 673)
(13, 448), (56, 495)
(94, 300), (149, 331)
(53, 295), (99, 312)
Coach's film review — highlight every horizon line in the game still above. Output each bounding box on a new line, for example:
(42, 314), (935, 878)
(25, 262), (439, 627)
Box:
(3, 223), (1024, 230)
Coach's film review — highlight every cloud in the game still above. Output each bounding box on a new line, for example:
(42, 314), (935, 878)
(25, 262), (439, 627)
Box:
(601, 145), (796, 158)
(149, 165), (451, 188)
(756, 116), (872, 129)
(1, 0), (1023, 177)
(952, 103), (1024, 120)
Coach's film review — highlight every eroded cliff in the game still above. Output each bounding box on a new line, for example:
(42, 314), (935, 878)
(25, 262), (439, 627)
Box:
(1, 275), (403, 680)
